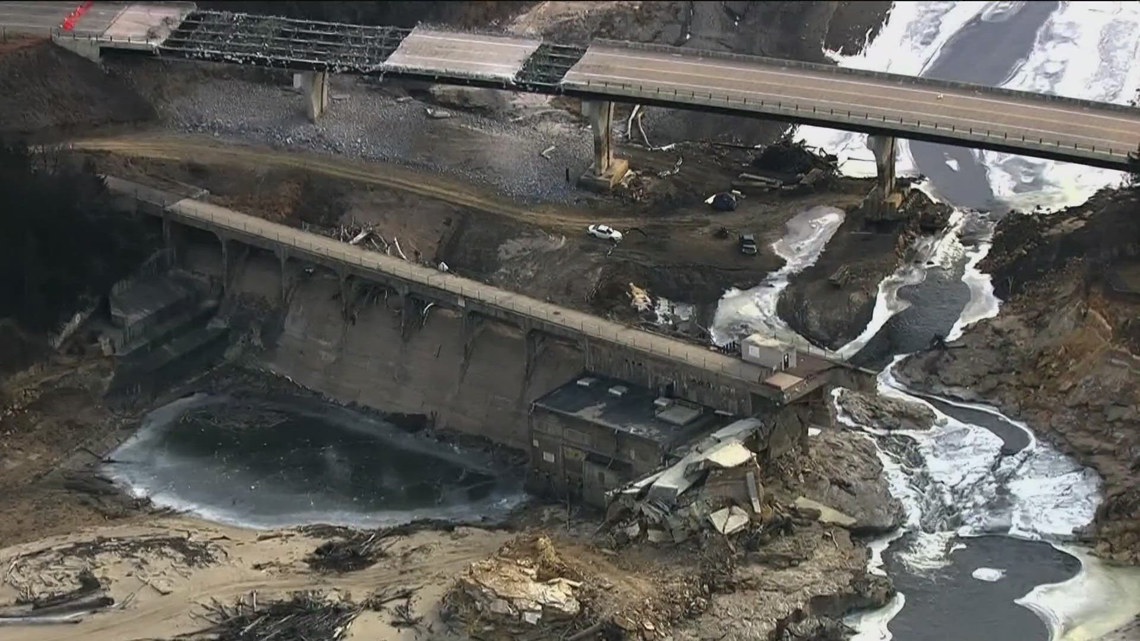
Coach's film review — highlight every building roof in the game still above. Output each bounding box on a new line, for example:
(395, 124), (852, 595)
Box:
(533, 375), (731, 448)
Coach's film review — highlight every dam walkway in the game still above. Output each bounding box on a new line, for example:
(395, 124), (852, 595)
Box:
(104, 176), (855, 411)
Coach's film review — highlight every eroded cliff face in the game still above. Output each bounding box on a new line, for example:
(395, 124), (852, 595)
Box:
(896, 188), (1140, 564)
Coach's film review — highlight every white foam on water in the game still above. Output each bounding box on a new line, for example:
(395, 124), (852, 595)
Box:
(981, 2), (1140, 212)
(711, 206), (844, 347)
(1018, 545), (1140, 641)
(836, 205), (980, 357)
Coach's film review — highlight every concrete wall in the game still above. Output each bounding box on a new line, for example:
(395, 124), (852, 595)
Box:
(584, 342), (755, 415)
(182, 239), (585, 450)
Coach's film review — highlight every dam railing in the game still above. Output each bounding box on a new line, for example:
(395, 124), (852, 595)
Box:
(109, 178), (850, 402)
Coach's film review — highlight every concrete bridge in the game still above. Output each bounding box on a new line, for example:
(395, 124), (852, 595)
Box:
(14, 2), (1138, 195)
(104, 176), (868, 417)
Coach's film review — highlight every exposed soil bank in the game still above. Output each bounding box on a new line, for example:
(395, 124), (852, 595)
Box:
(895, 187), (1140, 564)
(0, 39), (154, 140)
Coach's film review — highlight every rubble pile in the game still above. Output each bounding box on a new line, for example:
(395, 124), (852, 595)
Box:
(737, 138), (839, 193)
(604, 420), (779, 544)
(443, 535), (585, 639)
(444, 534), (709, 641)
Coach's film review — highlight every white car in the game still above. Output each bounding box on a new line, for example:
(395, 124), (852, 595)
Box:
(587, 224), (623, 242)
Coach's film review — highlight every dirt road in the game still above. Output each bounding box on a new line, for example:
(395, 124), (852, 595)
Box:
(1, 519), (512, 641)
(72, 134), (651, 232)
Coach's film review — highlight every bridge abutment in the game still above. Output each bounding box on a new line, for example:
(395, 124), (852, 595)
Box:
(296, 71), (330, 122)
(578, 100), (629, 192)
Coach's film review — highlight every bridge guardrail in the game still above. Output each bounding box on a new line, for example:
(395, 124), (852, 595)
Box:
(570, 79), (1131, 163)
(120, 185), (820, 389)
(591, 38), (1140, 116)
(50, 26), (159, 46)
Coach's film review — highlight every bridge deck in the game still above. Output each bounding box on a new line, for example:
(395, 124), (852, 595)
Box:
(60, 4), (1134, 170)
(561, 42), (1140, 169)
(384, 27), (541, 82)
(0, 1), (81, 36)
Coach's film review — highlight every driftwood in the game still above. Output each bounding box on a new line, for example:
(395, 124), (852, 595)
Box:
(185, 592), (360, 641)
(305, 530), (397, 573)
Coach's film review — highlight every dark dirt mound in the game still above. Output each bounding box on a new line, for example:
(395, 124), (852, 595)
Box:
(0, 39), (154, 139)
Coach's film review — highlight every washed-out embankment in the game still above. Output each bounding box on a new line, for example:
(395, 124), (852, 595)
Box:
(178, 239), (585, 449)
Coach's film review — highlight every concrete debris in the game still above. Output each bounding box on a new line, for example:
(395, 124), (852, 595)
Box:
(793, 497), (857, 529)
(605, 419), (780, 544)
(455, 560), (581, 625)
(628, 283), (653, 312)
(445, 536), (588, 637)
(708, 506), (750, 535)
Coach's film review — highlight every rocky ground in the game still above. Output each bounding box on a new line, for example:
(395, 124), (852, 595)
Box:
(895, 187), (1140, 564)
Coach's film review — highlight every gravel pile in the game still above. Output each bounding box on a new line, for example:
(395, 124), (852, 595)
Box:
(108, 61), (595, 205)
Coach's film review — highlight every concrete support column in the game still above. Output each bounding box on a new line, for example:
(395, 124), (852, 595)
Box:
(162, 217), (180, 264)
(220, 238), (232, 294)
(578, 100), (629, 192)
(400, 292), (417, 339)
(867, 135), (898, 196)
(523, 329), (544, 381)
(276, 250), (290, 304)
(299, 71), (329, 122)
(462, 310), (481, 362)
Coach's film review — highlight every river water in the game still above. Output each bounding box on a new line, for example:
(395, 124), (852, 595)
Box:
(788, 2), (1140, 640)
(107, 393), (527, 529)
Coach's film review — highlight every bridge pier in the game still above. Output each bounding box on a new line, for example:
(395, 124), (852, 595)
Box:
(297, 71), (330, 122)
(868, 135), (898, 196)
(578, 100), (629, 192)
(862, 135), (903, 219)
(162, 217), (182, 264)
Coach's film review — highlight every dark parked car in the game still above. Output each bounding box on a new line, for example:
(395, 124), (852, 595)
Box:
(739, 234), (758, 256)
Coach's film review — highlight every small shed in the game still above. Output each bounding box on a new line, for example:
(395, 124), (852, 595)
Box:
(740, 334), (797, 371)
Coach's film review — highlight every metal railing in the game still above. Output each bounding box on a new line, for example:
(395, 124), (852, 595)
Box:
(592, 38), (1140, 116)
(109, 181), (823, 389)
(567, 78), (1133, 164)
(50, 26), (159, 46)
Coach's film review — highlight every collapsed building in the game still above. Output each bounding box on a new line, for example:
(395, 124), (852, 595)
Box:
(528, 364), (815, 505)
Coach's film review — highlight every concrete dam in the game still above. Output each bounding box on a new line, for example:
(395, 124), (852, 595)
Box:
(104, 176), (867, 455)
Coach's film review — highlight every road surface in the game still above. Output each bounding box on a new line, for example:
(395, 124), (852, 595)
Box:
(561, 44), (1140, 169)
(0, 1), (77, 36)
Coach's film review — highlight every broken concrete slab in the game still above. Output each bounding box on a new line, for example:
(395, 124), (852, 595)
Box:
(708, 506), (750, 535)
(794, 497), (857, 529)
